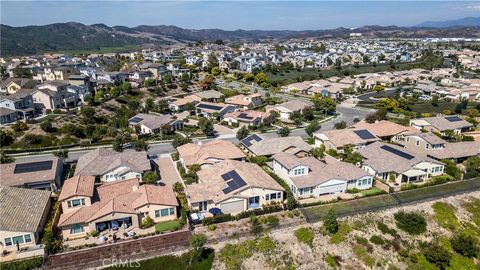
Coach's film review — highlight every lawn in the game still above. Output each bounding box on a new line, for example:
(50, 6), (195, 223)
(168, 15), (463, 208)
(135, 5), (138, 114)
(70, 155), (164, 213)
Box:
(301, 194), (398, 222)
(155, 220), (182, 233)
(360, 187), (385, 197)
(411, 101), (479, 114)
(302, 178), (480, 222)
(393, 178), (480, 204)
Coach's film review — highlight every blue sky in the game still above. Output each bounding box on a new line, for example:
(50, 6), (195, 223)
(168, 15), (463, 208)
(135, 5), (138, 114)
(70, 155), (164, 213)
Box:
(1, 1), (480, 30)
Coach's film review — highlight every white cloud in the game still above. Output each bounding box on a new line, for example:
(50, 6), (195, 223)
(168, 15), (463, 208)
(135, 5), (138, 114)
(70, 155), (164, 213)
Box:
(466, 5), (480, 11)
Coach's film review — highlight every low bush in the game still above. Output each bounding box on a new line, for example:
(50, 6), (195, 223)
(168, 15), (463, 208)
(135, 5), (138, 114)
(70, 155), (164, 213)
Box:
(295, 227), (315, 247)
(432, 202), (459, 231)
(377, 221), (397, 236)
(0, 257), (43, 270)
(450, 233), (478, 258)
(329, 223), (352, 244)
(394, 211), (427, 235)
(370, 235), (385, 245)
(423, 242), (451, 270)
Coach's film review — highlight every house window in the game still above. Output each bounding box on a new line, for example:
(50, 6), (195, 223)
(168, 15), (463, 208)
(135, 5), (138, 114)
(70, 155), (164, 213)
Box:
(155, 210), (160, 218)
(12, 236), (25, 245)
(4, 238), (12, 246)
(161, 208), (169, 217)
(199, 201), (208, 211)
(293, 168), (305, 175)
(67, 198), (85, 208)
(70, 224), (84, 234)
(24, 234), (32, 243)
(169, 208), (175, 215)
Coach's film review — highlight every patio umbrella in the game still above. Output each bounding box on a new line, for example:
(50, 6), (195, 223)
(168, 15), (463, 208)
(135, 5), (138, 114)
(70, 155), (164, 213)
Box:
(249, 203), (260, 209)
(209, 208), (222, 215)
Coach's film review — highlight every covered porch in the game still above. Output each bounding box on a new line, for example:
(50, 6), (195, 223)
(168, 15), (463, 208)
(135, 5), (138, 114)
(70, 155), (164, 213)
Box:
(401, 169), (427, 184)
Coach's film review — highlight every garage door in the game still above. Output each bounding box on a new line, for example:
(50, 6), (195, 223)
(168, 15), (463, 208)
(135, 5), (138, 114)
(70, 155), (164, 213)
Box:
(318, 183), (344, 195)
(220, 200), (245, 214)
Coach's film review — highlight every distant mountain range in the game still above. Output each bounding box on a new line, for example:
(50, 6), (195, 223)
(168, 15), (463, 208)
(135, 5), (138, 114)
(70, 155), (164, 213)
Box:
(2, 21), (480, 56)
(416, 16), (480, 28)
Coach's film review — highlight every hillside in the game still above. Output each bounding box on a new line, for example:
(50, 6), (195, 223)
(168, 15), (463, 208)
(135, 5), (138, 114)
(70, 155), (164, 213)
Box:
(2, 22), (480, 56)
(416, 16), (480, 28)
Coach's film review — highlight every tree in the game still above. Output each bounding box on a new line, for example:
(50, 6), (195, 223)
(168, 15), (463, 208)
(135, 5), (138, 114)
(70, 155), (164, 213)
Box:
(243, 73), (255, 82)
(11, 121), (28, 132)
(133, 139), (149, 151)
(112, 139), (123, 152)
(289, 111), (303, 126)
(143, 171), (159, 184)
(310, 145), (326, 159)
(0, 152), (15, 164)
(373, 85), (385, 96)
(277, 127), (290, 137)
(0, 130), (15, 146)
(53, 149), (69, 159)
(442, 159), (462, 179)
(431, 95), (439, 107)
(140, 216), (154, 228)
(198, 118), (214, 136)
(323, 209), (339, 234)
(312, 95), (336, 114)
(80, 106), (96, 124)
(199, 74), (215, 90)
(172, 135), (192, 148)
(236, 126), (249, 140)
(173, 182), (184, 193)
(463, 156), (480, 178)
(189, 234), (207, 266)
(450, 233), (478, 258)
(40, 120), (54, 133)
(334, 121), (347, 129)
(254, 72), (270, 87)
(305, 121), (321, 137)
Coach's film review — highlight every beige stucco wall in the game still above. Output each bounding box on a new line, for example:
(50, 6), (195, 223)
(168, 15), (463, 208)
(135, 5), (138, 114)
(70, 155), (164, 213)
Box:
(61, 196), (92, 214)
(0, 230), (37, 252)
(136, 204), (177, 223)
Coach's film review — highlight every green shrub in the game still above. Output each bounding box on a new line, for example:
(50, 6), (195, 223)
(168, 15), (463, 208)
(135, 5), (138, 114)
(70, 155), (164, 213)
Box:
(377, 221), (397, 236)
(208, 224), (216, 231)
(329, 223), (351, 244)
(423, 242), (451, 270)
(323, 209), (339, 234)
(346, 187), (360, 194)
(325, 253), (338, 269)
(394, 211), (427, 235)
(266, 215), (279, 227)
(90, 230), (99, 237)
(353, 245), (375, 267)
(370, 235), (385, 245)
(355, 236), (369, 246)
(450, 233), (478, 258)
(140, 216), (155, 228)
(0, 257), (43, 270)
(295, 227), (315, 247)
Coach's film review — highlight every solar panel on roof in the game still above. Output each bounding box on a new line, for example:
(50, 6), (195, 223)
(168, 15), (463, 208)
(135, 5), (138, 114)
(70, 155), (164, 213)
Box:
(221, 170), (247, 194)
(445, 116), (462, 122)
(196, 103), (223, 111)
(380, 145), (415, 160)
(130, 117), (143, 123)
(354, 129), (376, 140)
(241, 134), (263, 147)
(238, 113), (254, 120)
(14, 160), (53, 174)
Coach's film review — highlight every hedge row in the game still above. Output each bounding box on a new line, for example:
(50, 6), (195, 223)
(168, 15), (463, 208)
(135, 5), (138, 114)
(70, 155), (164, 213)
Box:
(201, 204), (284, 225)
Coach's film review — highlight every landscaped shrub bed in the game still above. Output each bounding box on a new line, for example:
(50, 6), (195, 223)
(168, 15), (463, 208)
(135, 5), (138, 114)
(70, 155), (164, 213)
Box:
(202, 204), (284, 226)
(0, 257), (43, 270)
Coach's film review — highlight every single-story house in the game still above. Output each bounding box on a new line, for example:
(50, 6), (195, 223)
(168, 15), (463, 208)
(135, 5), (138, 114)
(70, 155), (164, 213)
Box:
(240, 134), (312, 158)
(195, 102), (237, 119)
(0, 158), (64, 190)
(265, 100), (312, 122)
(410, 116), (473, 135)
(358, 142), (445, 185)
(272, 153), (373, 198)
(314, 128), (381, 152)
(128, 113), (183, 135)
(225, 93), (263, 109)
(223, 110), (273, 127)
(177, 140), (246, 170)
(185, 160), (285, 215)
(0, 187), (51, 254)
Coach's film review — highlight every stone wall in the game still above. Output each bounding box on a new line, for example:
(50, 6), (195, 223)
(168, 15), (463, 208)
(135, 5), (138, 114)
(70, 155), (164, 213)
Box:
(46, 230), (190, 270)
